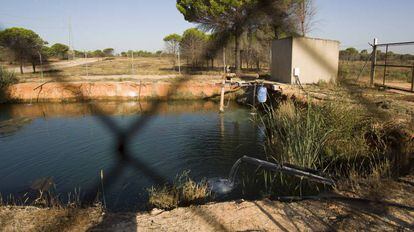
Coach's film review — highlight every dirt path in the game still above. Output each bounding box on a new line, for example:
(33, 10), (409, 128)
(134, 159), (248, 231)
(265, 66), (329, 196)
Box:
(7, 58), (100, 73)
(1, 176), (413, 231)
(94, 194), (414, 231)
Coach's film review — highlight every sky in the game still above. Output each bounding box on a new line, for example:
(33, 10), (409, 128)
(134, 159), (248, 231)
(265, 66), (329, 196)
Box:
(1, 0), (413, 53)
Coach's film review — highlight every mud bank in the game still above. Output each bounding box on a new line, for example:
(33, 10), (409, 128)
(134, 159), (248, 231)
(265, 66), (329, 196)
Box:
(1, 80), (240, 103)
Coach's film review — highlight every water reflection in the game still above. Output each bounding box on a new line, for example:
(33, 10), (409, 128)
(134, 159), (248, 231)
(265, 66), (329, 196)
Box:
(0, 101), (264, 210)
(0, 117), (32, 136)
(1, 101), (222, 120)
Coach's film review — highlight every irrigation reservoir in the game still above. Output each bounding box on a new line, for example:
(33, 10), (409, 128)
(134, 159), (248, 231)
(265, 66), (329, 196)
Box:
(0, 101), (265, 210)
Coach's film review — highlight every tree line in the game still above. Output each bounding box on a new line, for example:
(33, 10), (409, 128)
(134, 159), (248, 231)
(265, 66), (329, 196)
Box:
(120, 50), (163, 58)
(163, 0), (317, 73)
(1, 0), (319, 75)
(340, 47), (414, 62)
(0, 27), (119, 74)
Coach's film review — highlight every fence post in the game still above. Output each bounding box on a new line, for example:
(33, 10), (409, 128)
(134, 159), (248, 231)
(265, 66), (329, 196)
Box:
(383, 44), (389, 86)
(370, 38), (378, 86)
(411, 66), (414, 92)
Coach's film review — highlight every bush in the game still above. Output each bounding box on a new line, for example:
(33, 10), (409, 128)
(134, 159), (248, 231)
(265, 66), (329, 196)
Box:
(0, 66), (18, 88)
(147, 171), (210, 210)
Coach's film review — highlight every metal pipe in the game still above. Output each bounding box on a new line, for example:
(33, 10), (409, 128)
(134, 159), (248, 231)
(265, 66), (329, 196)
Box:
(376, 41), (414, 47)
(240, 156), (335, 186)
(375, 64), (413, 68)
(219, 78), (225, 113)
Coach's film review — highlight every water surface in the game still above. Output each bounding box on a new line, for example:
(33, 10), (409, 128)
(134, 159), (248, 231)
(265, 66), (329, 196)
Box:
(0, 101), (264, 210)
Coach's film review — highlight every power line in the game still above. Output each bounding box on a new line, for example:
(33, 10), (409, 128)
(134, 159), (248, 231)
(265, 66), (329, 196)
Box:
(0, 21), (67, 30)
(0, 11), (65, 22)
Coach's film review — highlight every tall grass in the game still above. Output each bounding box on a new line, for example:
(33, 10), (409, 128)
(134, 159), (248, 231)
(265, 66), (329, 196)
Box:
(261, 101), (332, 170)
(259, 98), (391, 188)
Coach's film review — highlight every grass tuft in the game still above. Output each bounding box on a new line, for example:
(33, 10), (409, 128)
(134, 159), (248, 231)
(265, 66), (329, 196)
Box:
(147, 170), (211, 210)
(0, 66), (18, 88)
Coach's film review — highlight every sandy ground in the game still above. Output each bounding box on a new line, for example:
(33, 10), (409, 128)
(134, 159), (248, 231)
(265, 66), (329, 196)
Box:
(353, 75), (414, 92)
(7, 58), (100, 74)
(1, 176), (413, 231)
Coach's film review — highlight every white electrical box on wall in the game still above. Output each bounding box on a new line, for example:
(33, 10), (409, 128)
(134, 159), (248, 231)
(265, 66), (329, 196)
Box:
(293, 67), (300, 77)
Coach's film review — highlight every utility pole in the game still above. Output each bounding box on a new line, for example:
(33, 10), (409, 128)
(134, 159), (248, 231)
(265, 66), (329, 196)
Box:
(178, 50), (181, 75)
(223, 47), (226, 73)
(370, 38), (378, 87)
(38, 51), (44, 82)
(68, 17), (75, 60)
(84, 51), (88, 77)
(131, 50), (135, 75)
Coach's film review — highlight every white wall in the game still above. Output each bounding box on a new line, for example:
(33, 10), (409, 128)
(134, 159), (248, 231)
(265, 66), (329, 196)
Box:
(291, 37), (340, 84)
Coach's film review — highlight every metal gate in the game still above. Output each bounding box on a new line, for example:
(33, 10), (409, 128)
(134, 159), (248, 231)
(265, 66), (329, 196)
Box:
(370, 40), (414, 92)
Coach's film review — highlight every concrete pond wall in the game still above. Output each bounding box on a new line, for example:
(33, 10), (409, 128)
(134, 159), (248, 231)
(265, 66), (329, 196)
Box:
(1, 81), (239, 103)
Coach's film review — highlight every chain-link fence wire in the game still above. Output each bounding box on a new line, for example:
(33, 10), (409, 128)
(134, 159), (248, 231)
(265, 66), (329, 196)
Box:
(26, 71), (235, 231)
(6, 1), (405, 230)
(5, 2), (287, 230)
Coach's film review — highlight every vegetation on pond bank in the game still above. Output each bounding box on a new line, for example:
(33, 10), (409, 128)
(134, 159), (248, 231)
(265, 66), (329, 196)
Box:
(147, 171), (211, 210)
(261, 99), (383, 173)
(145, 82), (414, 208)
(253, 84), (413, 197)
(0, 66), (17, 89)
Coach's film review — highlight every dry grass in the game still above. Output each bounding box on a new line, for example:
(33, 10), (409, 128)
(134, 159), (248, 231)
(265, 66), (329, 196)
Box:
(339, 60), (414, 85)
(335, 159), (392, 201)
(147, 186), (179, 210)
(147, 171), (211, 210)
(0, 206), (103, 232)
(16, 57), (227, 81)
(16, 57), (176, 80)
(63, 57), (175, 76)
